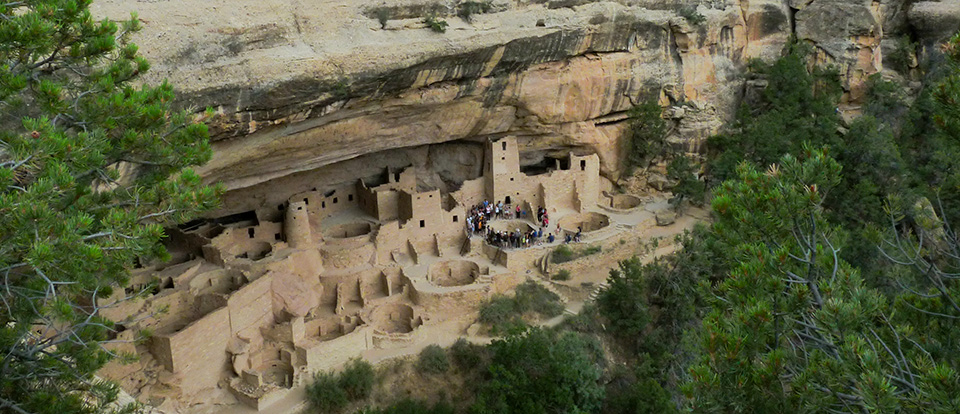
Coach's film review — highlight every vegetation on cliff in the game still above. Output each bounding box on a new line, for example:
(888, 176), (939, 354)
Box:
(328, 32), (960, 414)
(0, 1), (217, 413)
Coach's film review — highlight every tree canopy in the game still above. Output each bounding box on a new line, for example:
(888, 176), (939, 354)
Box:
(0, 1), (217, 413)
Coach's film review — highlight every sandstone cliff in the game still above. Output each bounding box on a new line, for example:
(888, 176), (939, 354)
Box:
(90, 0), (960, 215)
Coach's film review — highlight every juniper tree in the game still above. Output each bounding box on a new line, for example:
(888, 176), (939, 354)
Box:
(686, 148), (960, 413)
(0, 1), (218, 413)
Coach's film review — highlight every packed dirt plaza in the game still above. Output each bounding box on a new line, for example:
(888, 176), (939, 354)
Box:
(98, 136), (700, 413)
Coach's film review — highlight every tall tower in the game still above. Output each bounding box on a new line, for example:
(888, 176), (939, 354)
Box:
(485, 137), (521, 204)
(284, 201), (313, 248)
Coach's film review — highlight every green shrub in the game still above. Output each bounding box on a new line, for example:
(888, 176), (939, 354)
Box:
(479, 282), (564, 334)
(678, 6), (705, 25)
(553, 269), (571, 281)
(625, 100), (667, 172)
(450, 337), (487, 370)
(458, 1), (491, 22)
(471, 328), (604, 413)
(478, 295), (516, 326)
(339, 358), (375, 400)
(582, 245), (602, 256)
(417, 344), (450, 375)
(306, 371), (348, 413)
(887, 35), (916, 73)
(552, 245), (575, 263)
(362, 398), (456, 414)
(560, 303), (601, 334)
(423, 15), (448, 33)
(667, 155), (705, 206)
(373, 7), (391, 29)
(514, 280), (564, 318)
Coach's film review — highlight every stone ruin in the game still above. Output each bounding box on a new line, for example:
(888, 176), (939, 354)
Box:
(96, 136), (625, 410)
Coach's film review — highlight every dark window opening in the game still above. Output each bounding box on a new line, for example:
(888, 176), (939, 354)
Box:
(510, 178), (514, 181)
(395, 172), (401, 181)
(419, 220), (425, 228)
(521, 156), (568, 176)
(322, 201), (326, 208)
(278, 204), (285, 211)
(275, 233), (282, 241)
(502, 142), (507, 150)
(214, 210), (259, 226)
(333, 197), (338, 204)
(348, 194), (354, 201)
(248, 228), (255, 238)
(501, 157), (505, 160)
(580, 160), (586, 171)
(297, 206), (303, 211)
(302, 198), (308, 205)
(505, 196), (511, 204)
(453, 215), (459, 222)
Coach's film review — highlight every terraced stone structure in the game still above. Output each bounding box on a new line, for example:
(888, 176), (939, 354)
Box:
(97, 137), (622, 409)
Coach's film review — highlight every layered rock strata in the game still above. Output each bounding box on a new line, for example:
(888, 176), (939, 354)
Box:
(88, 0), (960, 216)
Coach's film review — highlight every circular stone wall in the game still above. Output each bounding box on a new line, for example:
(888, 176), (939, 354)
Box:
(558, 212), (610, 233)
(428, 260), (480, 287)
(370, 303), (415, 333)
(489, 220), (536, 233)
(323, 222), (373, 239)
(609, 194), (642, 210)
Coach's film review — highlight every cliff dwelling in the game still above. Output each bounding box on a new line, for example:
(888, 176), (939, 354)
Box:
(97, 136), (671, 410)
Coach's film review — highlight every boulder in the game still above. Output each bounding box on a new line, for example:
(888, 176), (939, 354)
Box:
(655, 210), (678, 226)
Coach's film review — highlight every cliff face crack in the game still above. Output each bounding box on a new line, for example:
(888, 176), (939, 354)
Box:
(789, 5), (798, 36)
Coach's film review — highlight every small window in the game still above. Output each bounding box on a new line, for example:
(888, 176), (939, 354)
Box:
(278, 204), (285, 211)
(420, 220), (425, 228)
(580, 160), (586, 171)
(429, 194), (433, 198)
(453, 215), (459, 222)
(502, 142), (507, 150)
(322, 201), (326, 208)
(275, 233), (282, 241)
(297, 206), (303, 211)
(395, 172), (401, 181)
(248, 228), (255, 238)
(510, 178), (514, 181)
(333, 197), (338, 204)
(303, 197), (309, 205)
(501, 157), (505, 160)
(348, 194), (354, 201)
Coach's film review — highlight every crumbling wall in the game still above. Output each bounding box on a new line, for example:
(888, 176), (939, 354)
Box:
(155, 307), (231, 395)
(228, 275), (275, 341)
(290, 182), (360, 222)
(297, 327), (371, 372)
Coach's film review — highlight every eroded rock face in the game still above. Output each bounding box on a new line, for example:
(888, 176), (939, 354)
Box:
(88, 0), (959, 215)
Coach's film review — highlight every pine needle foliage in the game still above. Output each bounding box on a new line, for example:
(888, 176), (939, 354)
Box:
(0, 2), (219, 413)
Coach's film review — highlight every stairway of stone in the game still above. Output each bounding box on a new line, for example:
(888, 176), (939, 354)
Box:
(475, 272), (494, 284)
(587, 281), (610, 302)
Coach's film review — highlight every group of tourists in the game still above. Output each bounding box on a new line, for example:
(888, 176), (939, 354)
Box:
(463, 199), (584, 249)
(465, 200), (495, 235)
(466, 200), (528, 235)
(486, 227), (552, 249)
